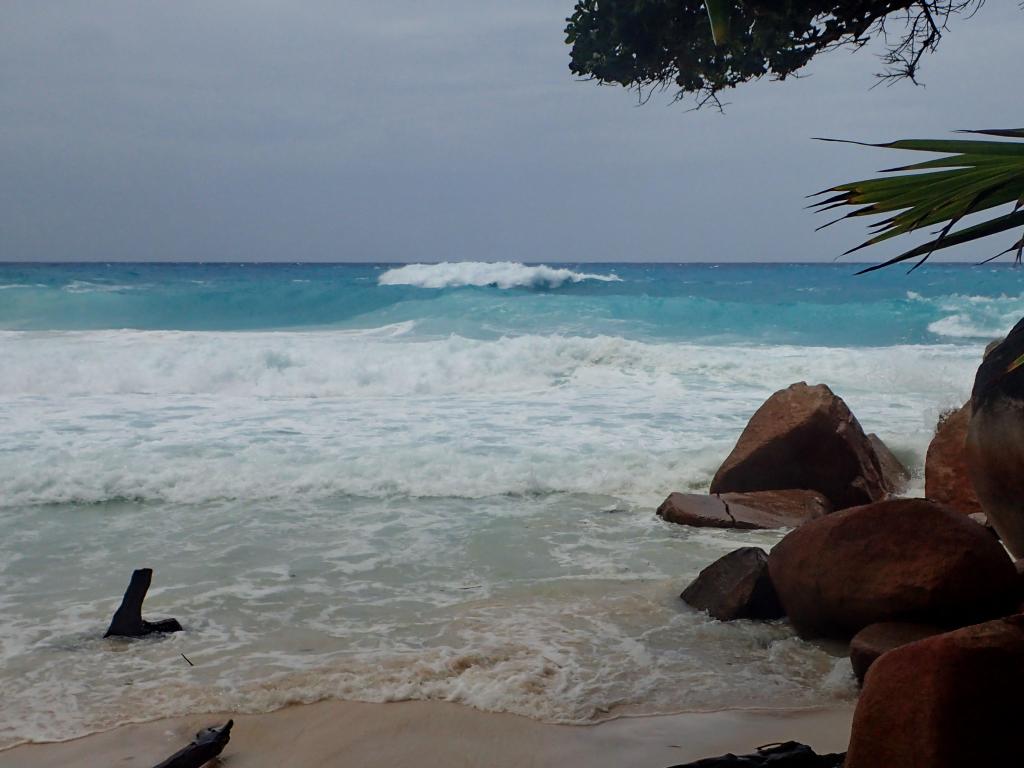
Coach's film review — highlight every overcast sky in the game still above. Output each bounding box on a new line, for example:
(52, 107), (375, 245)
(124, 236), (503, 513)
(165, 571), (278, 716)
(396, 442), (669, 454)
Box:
(1, 2), (1020, 263)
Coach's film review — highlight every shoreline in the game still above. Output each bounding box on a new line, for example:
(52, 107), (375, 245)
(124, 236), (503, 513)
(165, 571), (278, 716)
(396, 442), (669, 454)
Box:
(0, 699), (854, 768)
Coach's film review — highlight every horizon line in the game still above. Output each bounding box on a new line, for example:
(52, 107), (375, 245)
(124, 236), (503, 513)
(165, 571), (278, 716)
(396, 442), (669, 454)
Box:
(0, 260), (1009, 267)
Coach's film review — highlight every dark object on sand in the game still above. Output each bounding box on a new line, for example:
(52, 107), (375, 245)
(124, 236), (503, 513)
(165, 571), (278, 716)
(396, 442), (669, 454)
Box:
(666, 741), (844, 767)
(105, 568), (183, 638)
(152, 720), (233, 768)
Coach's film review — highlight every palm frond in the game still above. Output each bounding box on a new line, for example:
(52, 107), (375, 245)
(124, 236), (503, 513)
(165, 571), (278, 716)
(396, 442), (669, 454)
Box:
(812, 129), (1024, 272)
(704, 0), (732, 45)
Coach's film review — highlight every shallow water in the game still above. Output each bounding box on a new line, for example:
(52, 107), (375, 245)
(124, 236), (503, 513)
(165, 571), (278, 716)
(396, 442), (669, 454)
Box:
(0, 261), (1015, 747)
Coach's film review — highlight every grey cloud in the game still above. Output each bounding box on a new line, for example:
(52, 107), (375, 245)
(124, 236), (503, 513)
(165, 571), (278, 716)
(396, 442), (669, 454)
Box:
(1, 1), (1020, 263)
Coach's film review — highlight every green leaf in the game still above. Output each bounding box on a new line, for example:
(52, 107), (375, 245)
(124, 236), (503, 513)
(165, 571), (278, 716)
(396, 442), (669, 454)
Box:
(705, 0), (731, 45)
(957, 128), (1024, 139)
(815, 130), (1024, 271)
(855, 210), (1024, 274)
(1008, 351), (1024, 374)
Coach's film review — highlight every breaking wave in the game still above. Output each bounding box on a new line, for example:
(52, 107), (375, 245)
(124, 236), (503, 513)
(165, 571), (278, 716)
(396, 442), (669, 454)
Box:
(908, 290), (1022, 340)
(0, 329), (976, 399)
(0, 329), (969, 507)
(378, 261), (621, 289)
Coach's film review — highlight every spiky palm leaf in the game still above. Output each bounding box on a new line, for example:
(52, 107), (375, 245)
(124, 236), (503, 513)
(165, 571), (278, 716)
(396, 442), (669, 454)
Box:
(704, 0), (732, 45)
(812, 129), (1024, 274)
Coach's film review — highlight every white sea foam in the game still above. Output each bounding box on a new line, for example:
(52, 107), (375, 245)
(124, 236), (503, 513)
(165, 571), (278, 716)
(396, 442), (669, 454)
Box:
(0, 325), (969, 746)
(0, 329), (978, 399)
(378, 261), (621, 289)
(908, 290), (1022, 339)
(62, 280), (150, 293)
(927, 314), (1005, 339)
(0, 513), (854, 748)
(0, 329), (971, 507)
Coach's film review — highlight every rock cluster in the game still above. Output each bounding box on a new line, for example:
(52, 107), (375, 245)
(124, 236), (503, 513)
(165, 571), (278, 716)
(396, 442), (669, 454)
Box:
(708, 382), (892, 510)
(659, 382), (906, 539)
(670, 337), (1024, 765)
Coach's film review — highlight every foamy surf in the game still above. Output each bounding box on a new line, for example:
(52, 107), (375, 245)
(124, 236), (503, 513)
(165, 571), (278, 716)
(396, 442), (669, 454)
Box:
(0, 330), (967, 508)
(907, 290), (1022, 339)
(0, 330), (977, 399)
(0, 507), (857, 750)
(377, 261), (621, 289)
(0, 262), (1016, 750)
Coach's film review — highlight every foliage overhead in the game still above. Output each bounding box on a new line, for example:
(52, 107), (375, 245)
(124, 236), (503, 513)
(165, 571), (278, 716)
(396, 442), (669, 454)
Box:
(812, 130), (1024, 273)
(565, 1), (983, 107)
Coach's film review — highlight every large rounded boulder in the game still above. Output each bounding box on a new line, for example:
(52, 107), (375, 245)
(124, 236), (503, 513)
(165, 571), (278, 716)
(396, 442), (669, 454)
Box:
(846, 616), (1024, 768)
(766, 498), (1017, 640)
(709, 382), (889, 510)
(967, 318), (1024, 558)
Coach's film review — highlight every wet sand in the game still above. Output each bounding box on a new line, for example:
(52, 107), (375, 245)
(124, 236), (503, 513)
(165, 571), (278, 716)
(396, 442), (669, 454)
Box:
(1, 699), (853, 768)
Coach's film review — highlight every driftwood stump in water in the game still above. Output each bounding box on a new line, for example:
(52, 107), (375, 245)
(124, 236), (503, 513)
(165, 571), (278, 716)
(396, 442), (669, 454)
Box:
(105, 568), (182, 638)
(152, 720), (233, 768)
(666, 741), (845, 767)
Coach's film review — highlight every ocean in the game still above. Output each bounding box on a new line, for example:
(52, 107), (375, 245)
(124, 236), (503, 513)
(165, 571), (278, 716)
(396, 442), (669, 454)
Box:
(0, 261), (1018, 748)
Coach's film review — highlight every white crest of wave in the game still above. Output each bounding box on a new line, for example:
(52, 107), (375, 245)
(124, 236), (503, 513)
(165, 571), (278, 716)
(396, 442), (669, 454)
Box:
(928, 315), (1007, 339)
(378, 261), (621, 289)
(903, 290), (1021, 340)
(924, 292), (1022, 339)
(62, 280), (150, 293)
(0, 328), (977, 399)
(0, 328), (973, 506)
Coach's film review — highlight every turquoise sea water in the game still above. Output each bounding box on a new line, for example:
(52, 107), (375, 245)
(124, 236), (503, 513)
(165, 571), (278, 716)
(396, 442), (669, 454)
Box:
(1, 261), (1021, 342)
(0, 261), (1019, 750)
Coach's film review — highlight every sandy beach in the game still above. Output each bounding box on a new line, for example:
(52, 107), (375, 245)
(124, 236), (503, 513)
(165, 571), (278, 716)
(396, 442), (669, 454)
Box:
(0, 700), (853, 768)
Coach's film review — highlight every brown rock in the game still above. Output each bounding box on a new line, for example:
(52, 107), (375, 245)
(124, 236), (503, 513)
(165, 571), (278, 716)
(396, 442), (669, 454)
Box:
(709, 382), (888, 510)
(657, 490), (830, 530)
(925, 403), (981, 515)
(967, 321), (1024, 558)
(845, 616), (1024, 768)
(867, 434), (910, 495)
(848, 622), (943, 685)
(680, 547), (784, 621)
(766, 498), (1017, 640)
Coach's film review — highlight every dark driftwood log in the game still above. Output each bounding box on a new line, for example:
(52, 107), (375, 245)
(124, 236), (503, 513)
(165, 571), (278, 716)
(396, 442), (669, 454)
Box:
(666, 741), (845, 767)
(105, 568), (183, 638)
(152, 720), (233, 768)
